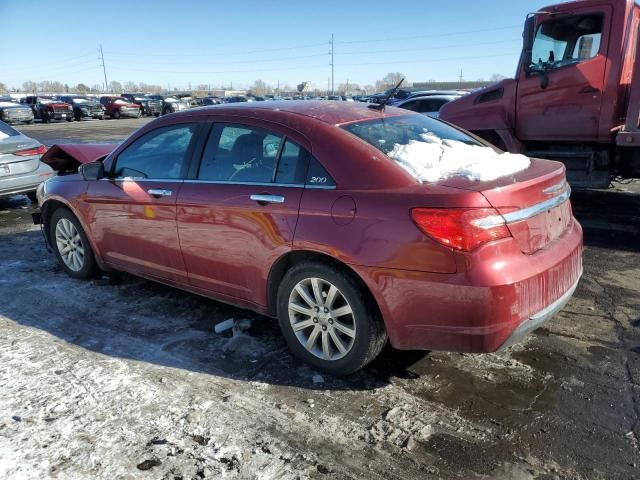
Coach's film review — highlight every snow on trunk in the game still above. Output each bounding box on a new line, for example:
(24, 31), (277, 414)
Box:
(387, 133), (530, 182)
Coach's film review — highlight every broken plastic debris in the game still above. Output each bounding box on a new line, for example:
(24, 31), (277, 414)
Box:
(214, 319), (235, 334)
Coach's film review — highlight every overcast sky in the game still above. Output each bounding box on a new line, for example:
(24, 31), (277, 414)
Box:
(1, 0), (546, 90)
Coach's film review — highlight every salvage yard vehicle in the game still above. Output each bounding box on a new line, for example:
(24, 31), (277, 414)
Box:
(162, 95), (191, 115)
(440, 0), (640, 188)
(0, 98), (34, 124)
(396, 94), (462, 117)
(121, 93), (162, 117)
(58, 95), (105, 121)
(99, 96), (141, 119)
(33, 102), (582, 374)
(21, 96), (73, 123)
(0, 120), (54, 202)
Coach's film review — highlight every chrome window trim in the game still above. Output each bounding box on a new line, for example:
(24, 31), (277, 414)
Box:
(100, 177), (184, 183)
(182, 179), (336, 189)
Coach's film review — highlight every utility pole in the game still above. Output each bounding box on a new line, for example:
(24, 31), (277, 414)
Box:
(459, 69), (464, 83)
(330, 33), (335, 95)
(99, 44), (108, 92)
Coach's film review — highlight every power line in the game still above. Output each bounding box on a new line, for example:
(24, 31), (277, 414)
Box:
(336, 52), (519, 67)
(337, 39), (520, 56)
(335, 25), (521, 45)
(107, 63), (329, 75)
(105, 52), (327, 66)
(103, 42), (329, 58)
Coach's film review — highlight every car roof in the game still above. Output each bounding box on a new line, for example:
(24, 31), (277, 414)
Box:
(178, 100), (410, 126)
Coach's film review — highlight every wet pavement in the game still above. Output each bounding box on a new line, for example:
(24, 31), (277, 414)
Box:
(0, 120), (638, 479)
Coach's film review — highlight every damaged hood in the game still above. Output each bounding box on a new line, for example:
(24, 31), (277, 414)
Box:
(41, 143), (116, 171)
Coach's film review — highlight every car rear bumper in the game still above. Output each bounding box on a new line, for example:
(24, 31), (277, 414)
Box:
(353, 218), (583, 352)
(0, 162), (55, 198)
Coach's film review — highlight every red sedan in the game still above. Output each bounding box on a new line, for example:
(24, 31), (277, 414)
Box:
(34, 102), (582, 374)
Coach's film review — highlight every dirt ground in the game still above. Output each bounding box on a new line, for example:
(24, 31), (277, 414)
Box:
(0, 120), (638, 479)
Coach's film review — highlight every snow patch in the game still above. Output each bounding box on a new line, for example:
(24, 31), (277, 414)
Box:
(387, 133), (530, 182)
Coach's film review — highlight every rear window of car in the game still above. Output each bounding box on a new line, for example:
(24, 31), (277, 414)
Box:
(0, 121), (20, 137)
(342, 115), (479, 154)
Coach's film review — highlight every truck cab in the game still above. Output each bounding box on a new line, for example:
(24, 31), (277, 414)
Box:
(440, 0), (640, 188)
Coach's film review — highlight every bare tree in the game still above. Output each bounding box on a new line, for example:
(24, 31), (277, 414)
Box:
(250, 80), (268, 96)
(375, 72), (408, 92)
(108, 81), (123, 93)
(489, 73), (506, 81)
(22, 81), (37, 93)
(91, 84), (102, 93)
(75, 83), (90, 94)
(0, 82), (7, 94)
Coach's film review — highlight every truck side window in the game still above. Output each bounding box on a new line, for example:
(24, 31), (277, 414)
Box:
(530, 14), (603, 70)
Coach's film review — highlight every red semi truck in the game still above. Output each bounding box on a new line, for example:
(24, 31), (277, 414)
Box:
(439, 0), (640, 188)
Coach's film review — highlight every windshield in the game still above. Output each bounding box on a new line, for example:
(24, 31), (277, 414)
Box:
(342, 115), (530, 182)
(114, 98), (129, 105)
(530, 14), (602, 70)
(72, 97), (89, 103)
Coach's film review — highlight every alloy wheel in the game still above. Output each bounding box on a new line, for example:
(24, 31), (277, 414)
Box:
(288, 277), (356, 361)
(55, 218), (85, 272)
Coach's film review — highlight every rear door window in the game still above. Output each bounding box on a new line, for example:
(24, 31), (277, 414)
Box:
(198, 124), (283, 183)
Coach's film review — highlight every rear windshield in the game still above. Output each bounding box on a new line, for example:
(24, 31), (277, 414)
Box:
(342, 114), (479, 154)
(0, 121), (20, 138)
(341, 114), (530, 183)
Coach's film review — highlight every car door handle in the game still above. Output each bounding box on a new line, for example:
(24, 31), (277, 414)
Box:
(250, 194), (285, 204)
(147, 188), (172, 197)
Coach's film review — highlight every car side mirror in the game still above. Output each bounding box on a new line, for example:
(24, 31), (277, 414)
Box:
(79, 161), (104, 181)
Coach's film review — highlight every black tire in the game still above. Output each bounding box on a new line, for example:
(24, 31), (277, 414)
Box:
(74, 111), (82, 122)
(26, 191), (38, 204)
(49, 208), (100, 280)
(98, 116), (104, 120)
(277, 262), (387, 375)
(42, 112), (50, 123)
(154, 112), (160, 117)
(113, 109), (121, 119)
(66, 116), (73, 122)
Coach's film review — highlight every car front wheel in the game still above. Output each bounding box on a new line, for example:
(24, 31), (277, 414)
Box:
(50, 208), (99, 279)
(277, 262), (387, 375)
(113, 110), (121, 119)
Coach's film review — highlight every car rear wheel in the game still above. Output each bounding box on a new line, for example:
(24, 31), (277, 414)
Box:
(277, 262), (387, 375)
(50, 208), (99, 280)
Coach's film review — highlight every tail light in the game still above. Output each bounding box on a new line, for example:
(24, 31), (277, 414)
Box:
(411, 207), (511, 252)
(15, 144), (47, 156)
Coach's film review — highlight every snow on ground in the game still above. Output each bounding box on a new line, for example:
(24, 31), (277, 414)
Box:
(387, 133), (530, 182)
(0, 195), (638, 479)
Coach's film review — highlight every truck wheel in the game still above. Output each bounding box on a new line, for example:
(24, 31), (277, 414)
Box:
(277, 262), (387, 375)
(50, 208), (100, 280)
(74, 111), (82, 122)
(113, 110), (121, 119)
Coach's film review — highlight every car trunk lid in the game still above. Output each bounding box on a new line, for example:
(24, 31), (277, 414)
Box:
(438, 158), (571, 254)
(0, 137), (41, 176)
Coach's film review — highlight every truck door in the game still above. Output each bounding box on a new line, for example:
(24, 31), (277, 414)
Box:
(516, 7), (611, 142)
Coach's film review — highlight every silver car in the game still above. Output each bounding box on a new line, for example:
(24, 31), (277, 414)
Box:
(0, 121), (54, 202)
(395, 94), (462, 118)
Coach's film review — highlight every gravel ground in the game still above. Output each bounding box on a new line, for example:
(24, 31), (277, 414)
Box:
(0, 120), (638, 479)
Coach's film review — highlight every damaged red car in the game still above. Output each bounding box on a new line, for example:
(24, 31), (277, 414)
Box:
(33, 102), (583, 374)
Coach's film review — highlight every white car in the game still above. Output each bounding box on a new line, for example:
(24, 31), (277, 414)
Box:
(0, 121), (54, 202)
(395, 95), (462, 118)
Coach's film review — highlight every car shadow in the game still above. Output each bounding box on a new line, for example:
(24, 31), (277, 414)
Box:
(0, 229), (429, 392)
